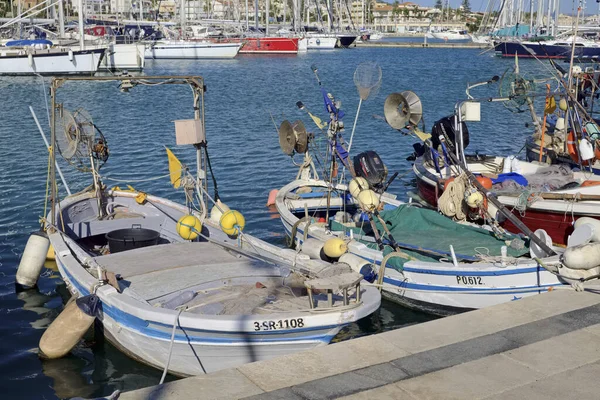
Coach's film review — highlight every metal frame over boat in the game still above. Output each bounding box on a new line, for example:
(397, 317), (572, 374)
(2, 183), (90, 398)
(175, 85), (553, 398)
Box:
(38, 75), (380, 376)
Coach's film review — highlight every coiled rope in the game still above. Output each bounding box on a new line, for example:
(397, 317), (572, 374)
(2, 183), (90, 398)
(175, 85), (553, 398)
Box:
(438, 173), (469, 221)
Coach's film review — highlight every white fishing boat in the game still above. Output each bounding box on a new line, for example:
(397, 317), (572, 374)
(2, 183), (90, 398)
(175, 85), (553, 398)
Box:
(0, 40), (104, 76)
(270, 65), (600, 316)
(20, 75), (380, 377)
(430, 29), (471, 41)
(144, 40), (242, 59)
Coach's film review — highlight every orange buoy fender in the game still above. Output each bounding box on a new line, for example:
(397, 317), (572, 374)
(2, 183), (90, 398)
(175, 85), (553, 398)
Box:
(266, 189), (278, 207)
(39, 294), (100, 359)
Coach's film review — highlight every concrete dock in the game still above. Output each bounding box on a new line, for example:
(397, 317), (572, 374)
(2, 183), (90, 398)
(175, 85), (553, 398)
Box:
(356, 42), (489, 49)
(121, 288), (600, 399)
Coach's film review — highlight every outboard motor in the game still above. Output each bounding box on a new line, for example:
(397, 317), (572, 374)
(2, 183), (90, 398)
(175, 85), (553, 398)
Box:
(431, 115), (470, 153)
(353, 151), (388, 193)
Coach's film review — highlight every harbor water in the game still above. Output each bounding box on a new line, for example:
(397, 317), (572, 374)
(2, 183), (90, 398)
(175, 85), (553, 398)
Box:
(0, 47), (542, 398)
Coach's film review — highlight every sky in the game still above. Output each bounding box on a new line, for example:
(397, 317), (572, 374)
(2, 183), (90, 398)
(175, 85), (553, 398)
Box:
(382, 0), (600, 16)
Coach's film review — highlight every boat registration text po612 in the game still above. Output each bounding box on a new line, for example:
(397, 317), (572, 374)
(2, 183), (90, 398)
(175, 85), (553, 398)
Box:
(254, 318), (305, 331)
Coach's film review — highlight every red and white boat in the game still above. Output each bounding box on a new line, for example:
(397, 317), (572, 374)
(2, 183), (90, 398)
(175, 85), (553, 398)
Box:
(412, 154), (600, 246)
(215, 37), (299, 54)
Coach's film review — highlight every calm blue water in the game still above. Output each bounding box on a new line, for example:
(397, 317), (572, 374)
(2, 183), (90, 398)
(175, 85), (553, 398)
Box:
(0, 48), (544, 398)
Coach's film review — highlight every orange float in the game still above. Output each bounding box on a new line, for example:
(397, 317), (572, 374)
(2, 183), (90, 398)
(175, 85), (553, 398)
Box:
(476, 176), (493, 190)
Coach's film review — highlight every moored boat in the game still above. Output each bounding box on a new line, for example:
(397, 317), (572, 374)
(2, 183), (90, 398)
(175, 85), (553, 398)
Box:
(144, 40), (242, 59)
(28, 75), (380, 377)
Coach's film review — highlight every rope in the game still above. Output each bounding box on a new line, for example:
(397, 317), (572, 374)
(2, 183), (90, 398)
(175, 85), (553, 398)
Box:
(515, 189), (543, 216)
(101, 172), (176, 183)
(438, 173), (468, 221)
(288, 217), (311, 249)
(160, 308), (184, 384)
(204, 146), (219, 201)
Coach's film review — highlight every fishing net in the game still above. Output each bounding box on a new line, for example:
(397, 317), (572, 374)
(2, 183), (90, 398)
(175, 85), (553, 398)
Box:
(353, 61), (382, 101)
(499, 70), (535, 112)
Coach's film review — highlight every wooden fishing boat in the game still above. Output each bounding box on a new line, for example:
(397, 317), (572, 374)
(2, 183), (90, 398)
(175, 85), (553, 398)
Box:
(270, 66), (596, 316)
(26, 75), (380, 377)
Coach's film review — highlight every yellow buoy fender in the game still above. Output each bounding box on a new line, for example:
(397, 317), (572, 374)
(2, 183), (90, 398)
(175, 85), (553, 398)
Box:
(562, 243), (600, 270)
(46, 244), (55, 261)
(348, 177), (369, 198)
(39, 294), (99, 359)
(558, 98), (568, 111)
(16, 231), (50, 287)
(357, 189), (380, 211)
(176, 215), (202, 241)
(210, 200), (230, 223)
(220, 210), (245, 236)
(323, 238), (348, 259)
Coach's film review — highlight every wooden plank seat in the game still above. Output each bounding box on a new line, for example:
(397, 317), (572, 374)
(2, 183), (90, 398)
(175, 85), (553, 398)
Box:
(304, 272), (363, 308)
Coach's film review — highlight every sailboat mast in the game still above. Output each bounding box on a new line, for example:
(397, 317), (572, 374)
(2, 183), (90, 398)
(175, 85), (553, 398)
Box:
(266, 0), (270, 35)
(246, 0), (249, 30)
(78, 0), (85, 48)
(58, 0), (65, 37)
(255, 0), (259, 29)
(180, 0), (186, 36)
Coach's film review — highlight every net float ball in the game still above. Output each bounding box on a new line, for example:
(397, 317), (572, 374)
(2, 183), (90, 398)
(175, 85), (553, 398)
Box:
(348, 177), (369, 198)
(177, 215), (202, 241)
(559, 98), (568, 111)
(357, 189), (380, 211)
(323, 237), (348, 259)
(220, 210), (246, 236)
(476, 176), (493, 190)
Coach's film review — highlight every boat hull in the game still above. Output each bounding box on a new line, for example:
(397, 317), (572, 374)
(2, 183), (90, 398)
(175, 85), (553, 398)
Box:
(275, 179), (563, 315)
(239, 37), (299, 54)
(144, 41), (241, 59)
(0, 48), (104, 76)
(430, 32), (471, 41)
(305, 36), (337, 50)
(412, 156), (600, 245)
(99, 43), (145, 71)
(494, 41), (600, 58)
(336, 35), (357, 48)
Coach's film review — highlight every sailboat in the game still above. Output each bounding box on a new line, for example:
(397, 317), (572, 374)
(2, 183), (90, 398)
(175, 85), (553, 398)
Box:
(0, 0), (105, 76)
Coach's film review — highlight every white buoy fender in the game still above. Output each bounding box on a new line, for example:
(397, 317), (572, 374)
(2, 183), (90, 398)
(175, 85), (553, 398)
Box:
(575, 217), (600, 242)
(39, 294), (99, 359)
(300, 238), (326, 260)
(209, 200), (230, 223)
(562, 243), (600, 270)
(348, 177), (369, 198)
(338, 253), (377, 282)
(68, 49), (74, 61)
(16, 231), (50, 287)
(28, 53), (33, 67)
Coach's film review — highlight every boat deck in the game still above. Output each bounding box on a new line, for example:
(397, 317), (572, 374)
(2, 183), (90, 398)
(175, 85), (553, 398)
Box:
(94, 241), (349, 314)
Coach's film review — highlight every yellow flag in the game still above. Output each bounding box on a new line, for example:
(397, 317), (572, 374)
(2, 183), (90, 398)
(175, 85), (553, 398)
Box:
(544, 97), (556, 115)
(165, 147), (182, 189)
(413, 128), (432, 142)
(308, 111), (326, 130)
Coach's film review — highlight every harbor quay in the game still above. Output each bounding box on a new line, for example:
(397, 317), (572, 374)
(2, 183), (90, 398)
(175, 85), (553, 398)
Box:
(121, 288), (600, 399)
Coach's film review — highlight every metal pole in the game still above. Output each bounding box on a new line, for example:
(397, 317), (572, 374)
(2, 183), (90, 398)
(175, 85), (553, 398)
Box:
(50, 85), (57, 226)
(255, 0), (258, 29)
(30, 106), (72, 196)
(246, 0), (249, 30)
(78, 0), (85, 49)
(58, 0), (65, 37)
(266, 0), (270, 34)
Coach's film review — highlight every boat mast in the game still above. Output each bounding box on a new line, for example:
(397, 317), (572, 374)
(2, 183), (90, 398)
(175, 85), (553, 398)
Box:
(180, 0), (186, 37)
(58, 0), (65, 37)
(246, 0), (249, 30)
(266, 0), (270, 35)
(78, 0), (85, 49)
(255, 0), (258, 29)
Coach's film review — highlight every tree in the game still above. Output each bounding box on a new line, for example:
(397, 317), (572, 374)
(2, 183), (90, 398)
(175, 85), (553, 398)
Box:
(461, 0), (470, 14)
(434, 0), (442, 9)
